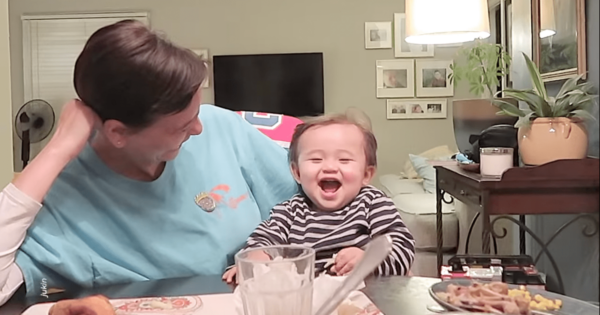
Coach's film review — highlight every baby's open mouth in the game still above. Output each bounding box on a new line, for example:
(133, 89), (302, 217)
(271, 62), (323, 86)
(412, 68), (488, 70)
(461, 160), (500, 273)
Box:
(319, 179), (341, 193)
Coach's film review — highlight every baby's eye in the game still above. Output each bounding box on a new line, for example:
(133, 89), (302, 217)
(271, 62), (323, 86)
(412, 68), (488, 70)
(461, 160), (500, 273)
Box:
(339, 159), (352, 163)
(309, 158), (322, 162)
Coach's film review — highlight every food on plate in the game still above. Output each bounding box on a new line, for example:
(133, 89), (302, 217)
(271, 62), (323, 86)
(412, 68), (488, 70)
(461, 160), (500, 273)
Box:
(336, 301), (363, 315)
(48, 295), (116, 315)
(436, 281), (562, 315)
(509, 285), (563, 311)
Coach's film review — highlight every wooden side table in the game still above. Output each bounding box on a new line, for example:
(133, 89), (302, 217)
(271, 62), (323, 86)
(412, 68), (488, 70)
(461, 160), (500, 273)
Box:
(435, 158), (599, 294)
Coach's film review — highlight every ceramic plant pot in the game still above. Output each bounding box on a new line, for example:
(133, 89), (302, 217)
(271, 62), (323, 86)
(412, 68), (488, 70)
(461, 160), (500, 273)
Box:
(518, 117), (589, 166)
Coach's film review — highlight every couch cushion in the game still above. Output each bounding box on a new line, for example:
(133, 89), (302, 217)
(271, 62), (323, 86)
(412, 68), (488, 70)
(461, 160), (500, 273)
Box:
(378, 175), (425, 197)
(393, 194), (458, 251)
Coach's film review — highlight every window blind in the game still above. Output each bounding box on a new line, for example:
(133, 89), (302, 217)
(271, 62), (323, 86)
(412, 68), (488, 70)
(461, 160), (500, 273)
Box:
(21, 13), (148, 156)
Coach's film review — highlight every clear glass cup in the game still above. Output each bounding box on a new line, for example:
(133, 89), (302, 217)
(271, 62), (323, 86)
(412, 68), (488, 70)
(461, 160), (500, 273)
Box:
(236, 245), (315, 315)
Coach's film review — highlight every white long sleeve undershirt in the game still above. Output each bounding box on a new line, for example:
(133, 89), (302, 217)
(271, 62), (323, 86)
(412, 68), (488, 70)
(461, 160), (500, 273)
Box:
(0, 183), (43, 306)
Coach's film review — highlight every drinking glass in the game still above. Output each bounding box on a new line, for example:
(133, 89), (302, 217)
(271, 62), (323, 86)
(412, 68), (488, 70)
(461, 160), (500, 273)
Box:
(236, 245), (315, 315)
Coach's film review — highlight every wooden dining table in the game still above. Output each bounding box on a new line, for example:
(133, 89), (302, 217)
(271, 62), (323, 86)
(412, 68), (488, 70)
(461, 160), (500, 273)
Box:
(0, 275), (442, 315)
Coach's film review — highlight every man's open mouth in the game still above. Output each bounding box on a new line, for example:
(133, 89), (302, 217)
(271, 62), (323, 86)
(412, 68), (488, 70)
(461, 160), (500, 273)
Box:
(319, 179), (341, 193)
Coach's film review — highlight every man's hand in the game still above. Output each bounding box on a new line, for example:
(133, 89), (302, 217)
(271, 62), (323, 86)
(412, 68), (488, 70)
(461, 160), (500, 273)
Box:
(48, 295), (115, 315)
(48, 99), (101, 161)
(331, 247), (364, 276)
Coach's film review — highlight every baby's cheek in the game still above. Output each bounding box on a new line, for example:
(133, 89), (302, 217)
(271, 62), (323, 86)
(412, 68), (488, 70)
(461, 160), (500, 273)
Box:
(348, 166), (365, 178)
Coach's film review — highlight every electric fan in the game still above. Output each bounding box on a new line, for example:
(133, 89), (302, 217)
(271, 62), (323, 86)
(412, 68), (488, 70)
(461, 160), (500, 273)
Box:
(14, 99), (56, 168)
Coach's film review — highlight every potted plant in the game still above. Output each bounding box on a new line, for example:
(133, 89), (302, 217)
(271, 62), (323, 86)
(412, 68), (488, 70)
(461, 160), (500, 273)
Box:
(449, 40), (518, 153)
(493, 52), (597, 165)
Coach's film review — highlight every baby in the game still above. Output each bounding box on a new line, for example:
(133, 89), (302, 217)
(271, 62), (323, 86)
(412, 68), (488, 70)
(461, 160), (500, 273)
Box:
(223, 113), (415, 283)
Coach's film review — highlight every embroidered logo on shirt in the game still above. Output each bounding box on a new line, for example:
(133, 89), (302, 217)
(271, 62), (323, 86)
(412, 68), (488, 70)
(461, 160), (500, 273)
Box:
(195, 192), (216, 212)
(196, 184), (248, 212)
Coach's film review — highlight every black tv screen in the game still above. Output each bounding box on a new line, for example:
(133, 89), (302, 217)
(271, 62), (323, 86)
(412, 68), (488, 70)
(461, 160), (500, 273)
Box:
(213, 52), (324, 117)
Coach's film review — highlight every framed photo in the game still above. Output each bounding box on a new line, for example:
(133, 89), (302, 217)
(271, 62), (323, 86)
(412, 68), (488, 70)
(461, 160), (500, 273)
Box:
(393, 13), (434, 57)
(376, 59), (415, 98)
(532, 0), (587, 82)
(415, 59), (454, 97)
(365, 22), (393, 49)
(386, 98), (447, 120)
(192, 49), (210, 88)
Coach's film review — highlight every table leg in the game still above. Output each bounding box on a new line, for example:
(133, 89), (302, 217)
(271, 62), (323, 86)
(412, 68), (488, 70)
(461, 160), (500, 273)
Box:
(519, 215), (526, 255)
(481, 192), (491, 254)
(436, 175), (443, 277)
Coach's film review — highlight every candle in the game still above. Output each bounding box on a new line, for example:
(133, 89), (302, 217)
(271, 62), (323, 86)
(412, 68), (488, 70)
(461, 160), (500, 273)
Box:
(480, 147), (514, 177)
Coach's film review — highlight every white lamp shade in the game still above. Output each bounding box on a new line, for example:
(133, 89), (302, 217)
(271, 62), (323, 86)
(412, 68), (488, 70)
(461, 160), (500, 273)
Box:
(540, 0), (556, 38)
(405, 0), (491, 45)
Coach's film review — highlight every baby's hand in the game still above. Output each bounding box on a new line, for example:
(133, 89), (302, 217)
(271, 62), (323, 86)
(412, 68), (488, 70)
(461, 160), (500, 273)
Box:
(222, 266), (239, 284)
(222, 250), (271, 284)
(246, 249), (271, 261)
(331, 247), (364, 276)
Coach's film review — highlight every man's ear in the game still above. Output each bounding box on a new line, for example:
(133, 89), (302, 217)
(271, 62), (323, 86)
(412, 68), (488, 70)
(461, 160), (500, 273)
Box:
(290, 163), (302, 184)
(362, 165), (376, 186)
(101, 119), (129, 148)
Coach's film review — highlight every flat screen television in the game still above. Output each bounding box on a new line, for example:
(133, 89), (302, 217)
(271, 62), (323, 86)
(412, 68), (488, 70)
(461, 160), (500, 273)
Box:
(212, 52), (324, 117)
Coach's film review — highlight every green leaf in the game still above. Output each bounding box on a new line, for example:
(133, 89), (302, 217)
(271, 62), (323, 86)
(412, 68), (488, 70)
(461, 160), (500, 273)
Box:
(521, 109), (534, 115)
(502, 87), (534, 94)
(570, 109), (597, 121)
(558, 94), (597, 112)
(492, 99), (526, 117)
(576, 81), (596, 94)
(522, 52), (548, 100)
(552, 99), (572, 117)
(503, 90), (553, 117)
(580, 98), (598, 111)
(515, 112), (536, 128)
(562, 90), (585, 97)
(556, 74), (586, 99)
(451, 40), (511, 95)
(571, 95), (597, 109)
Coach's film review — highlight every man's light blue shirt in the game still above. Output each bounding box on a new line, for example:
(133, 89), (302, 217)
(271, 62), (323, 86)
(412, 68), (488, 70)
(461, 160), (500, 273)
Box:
(16, 105), (298, 296)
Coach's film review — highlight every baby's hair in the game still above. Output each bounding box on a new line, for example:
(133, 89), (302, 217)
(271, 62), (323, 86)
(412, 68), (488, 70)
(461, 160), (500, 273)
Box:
(288, 112), (378, 167)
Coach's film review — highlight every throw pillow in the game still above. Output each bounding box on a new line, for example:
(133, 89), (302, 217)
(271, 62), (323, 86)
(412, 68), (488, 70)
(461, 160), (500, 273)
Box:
(408, 154), (436, 193)
(403, 145), (455, 179)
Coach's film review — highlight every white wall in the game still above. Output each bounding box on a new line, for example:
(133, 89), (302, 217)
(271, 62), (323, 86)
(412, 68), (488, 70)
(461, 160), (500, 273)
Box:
(8, 0), (471, 178)
(0, 0), (13, 186)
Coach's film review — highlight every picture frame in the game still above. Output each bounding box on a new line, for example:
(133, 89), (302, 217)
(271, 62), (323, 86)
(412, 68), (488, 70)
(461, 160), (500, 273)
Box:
(192, 49), (210, 88)
(386, 98), (447, 120)
(393, 13), (434, 57)
(376, 59), (415, 98)
(365, 22), (393, 49)
(532, 0), (587, 82)
(415, 59), (454, 97)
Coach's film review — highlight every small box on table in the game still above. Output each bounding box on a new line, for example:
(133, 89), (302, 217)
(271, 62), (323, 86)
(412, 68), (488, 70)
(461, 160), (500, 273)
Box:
(440, 255), (546, 290)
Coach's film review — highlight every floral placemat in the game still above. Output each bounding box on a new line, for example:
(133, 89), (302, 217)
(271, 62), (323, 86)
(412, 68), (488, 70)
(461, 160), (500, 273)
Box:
(22, 291), (383, 315)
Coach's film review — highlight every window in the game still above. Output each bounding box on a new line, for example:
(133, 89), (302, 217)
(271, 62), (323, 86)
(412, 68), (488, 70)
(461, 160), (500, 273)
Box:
(21, 12), (149, 154)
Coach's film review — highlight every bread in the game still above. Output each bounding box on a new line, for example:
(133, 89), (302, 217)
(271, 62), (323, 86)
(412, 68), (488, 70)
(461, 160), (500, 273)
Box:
(48, 295), (115, 315)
